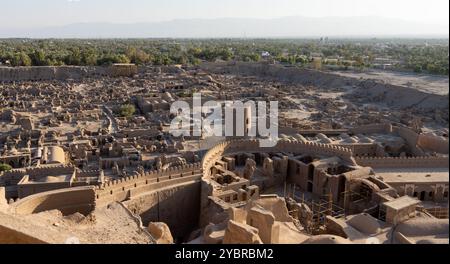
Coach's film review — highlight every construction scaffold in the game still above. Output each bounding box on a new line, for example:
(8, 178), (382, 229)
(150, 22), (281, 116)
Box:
(285, 183), (345, 234)
(417, 206), (449, 219)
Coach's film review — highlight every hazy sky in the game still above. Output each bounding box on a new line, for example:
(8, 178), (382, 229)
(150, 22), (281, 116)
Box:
(1, 0), (449, 28)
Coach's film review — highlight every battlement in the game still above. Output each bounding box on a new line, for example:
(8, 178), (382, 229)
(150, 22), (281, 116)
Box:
(202, 139), (356, 178)
(94, 162), (202, 207)
(1, 165), (75, 179)
(75, 169), (101, 178)
(99, 162), (201, 188)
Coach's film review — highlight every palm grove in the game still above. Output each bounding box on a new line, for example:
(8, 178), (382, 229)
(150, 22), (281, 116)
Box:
(0, 39), (448, 75)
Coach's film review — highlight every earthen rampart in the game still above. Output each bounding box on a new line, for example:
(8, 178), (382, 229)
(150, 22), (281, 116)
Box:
(0, 66), (112, 82)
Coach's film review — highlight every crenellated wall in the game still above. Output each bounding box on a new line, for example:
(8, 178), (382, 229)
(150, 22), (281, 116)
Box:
(1, 165), (76, 199)
(342, 143), (378, 157)
(1, 165), (75, 179)
(95, 163), (202, 207)
(202, 139), (356, 178)
(89, 163), (203, 240)
(4, 162), (204, 232)
(0, 169), (26, 186)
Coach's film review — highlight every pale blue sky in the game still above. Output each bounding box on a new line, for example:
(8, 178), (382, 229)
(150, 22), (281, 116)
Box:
(1, 0), (449, 28)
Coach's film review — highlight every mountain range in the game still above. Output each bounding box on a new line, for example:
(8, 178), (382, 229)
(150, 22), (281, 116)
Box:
(1, 16), (448, 38)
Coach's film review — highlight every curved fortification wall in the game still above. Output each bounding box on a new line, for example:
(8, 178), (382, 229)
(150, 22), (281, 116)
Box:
(202, 139), (356, 178)
(94, 163), (203, 240)
(5, 163), (203, 216)
(123, 181), (201, 241)
(95, 163), (202, 207)
(4, 163), (204, 241)
(10, 186), (96, 216)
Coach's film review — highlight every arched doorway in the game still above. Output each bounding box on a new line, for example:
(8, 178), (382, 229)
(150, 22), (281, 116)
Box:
(307, 182), (313, 192)
(420, 191), (426, 201)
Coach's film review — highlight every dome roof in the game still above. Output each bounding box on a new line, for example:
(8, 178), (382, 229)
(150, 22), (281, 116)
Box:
(303, 235), (351, 244)
(347, 213), (381, 235)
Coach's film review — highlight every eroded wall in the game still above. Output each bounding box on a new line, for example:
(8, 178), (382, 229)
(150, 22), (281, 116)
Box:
(124, 181), (201, 241)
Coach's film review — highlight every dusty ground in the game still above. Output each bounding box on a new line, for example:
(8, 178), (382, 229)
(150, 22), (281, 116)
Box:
(333, 70), (449, 95)
(202, 62), (449, 134)
(2, 202), (153, 244)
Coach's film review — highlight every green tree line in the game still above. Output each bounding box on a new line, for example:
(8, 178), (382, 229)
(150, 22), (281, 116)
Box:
(0, 39), (448, 75)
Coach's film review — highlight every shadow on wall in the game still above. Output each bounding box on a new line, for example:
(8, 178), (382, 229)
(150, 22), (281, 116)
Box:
(10, 186), (96, 216)
(0, 225), (47, 244)
(125, 181), (201, 242)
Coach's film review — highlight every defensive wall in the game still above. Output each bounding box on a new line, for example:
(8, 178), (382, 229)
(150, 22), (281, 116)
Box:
(201, 139), (356, 178)
(0, 64), (137, 82)
(95, 162), (202, 206)
(1, 138), (448, 241)
(3, 163), (203, 242)
(350, 123), (448, 156)
(123, 181), (201, 240)
(94, 162), (203, 240)
(0, 66), (107, 82)
(9, 186), (96, 216)
(0, 165), (76, 199)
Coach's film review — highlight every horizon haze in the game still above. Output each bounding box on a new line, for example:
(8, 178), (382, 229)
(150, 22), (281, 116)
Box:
(0, 0), (448, 38)
(0, 16), (449, 39)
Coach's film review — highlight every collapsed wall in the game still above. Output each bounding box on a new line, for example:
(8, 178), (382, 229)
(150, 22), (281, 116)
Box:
(201, 62), (449, 111)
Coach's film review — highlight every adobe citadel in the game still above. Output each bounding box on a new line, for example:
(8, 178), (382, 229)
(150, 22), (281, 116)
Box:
(0, 63), (448, 244)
